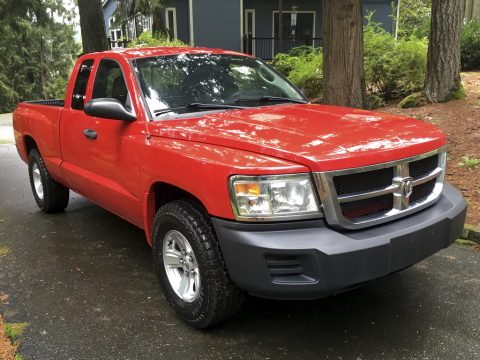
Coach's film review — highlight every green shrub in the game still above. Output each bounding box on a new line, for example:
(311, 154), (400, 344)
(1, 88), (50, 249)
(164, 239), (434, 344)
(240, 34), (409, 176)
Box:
(368, 94), (386, 109)
(364, 12), (427, 100)
(397, 0), (430, 39)
(272, 46), (323, 98)
(287, 45), (321, 57)
(127, 31), (187, 48)
(271, 53), (298, 77)
(461, 18), (480, 71)
(287, 54), (323, 99)
(398, 92), (425, 108)
(271, 12), (428, 102)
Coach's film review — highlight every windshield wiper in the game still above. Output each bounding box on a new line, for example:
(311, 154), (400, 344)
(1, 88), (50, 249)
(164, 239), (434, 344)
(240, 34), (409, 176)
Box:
(153, 103), (248, 116)
(234, 96), (308, 104)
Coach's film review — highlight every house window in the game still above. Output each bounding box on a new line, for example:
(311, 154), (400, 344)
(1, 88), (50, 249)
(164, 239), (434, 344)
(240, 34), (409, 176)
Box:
(165, 8), (177, 40)
(244, 9), (256, 55)
(273, 11), (315, 39)
(244, 9), (255, 37)
(109, 16), (124, 48)
(135, 14), (151, 37)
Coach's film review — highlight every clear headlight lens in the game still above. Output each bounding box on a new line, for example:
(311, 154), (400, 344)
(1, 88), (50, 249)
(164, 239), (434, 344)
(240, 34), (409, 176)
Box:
(229, 174), (321, 221)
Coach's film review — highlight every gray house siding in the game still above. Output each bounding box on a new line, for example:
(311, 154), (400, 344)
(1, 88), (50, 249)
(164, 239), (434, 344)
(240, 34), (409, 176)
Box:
(363, 0), (398, 32)
(192, 0), (241, 51)
(103, 0), (117, 33)
(243, 0), (397, 39)
(102, 0), (398, 55)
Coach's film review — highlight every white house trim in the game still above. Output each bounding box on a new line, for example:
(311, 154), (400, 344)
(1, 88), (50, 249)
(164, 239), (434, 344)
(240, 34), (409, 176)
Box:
(189, 0), (194, 46)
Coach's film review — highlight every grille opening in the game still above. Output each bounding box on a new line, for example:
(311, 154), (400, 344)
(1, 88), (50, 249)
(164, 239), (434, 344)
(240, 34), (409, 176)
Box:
(340, 194), (393, 220)
(410, 178), (437, 203)
(333, 167), (394, 196)
(409, 154), (439, 180)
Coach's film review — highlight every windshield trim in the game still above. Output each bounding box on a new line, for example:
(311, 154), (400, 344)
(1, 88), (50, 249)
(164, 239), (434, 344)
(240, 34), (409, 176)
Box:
(151, 102), (306, 121)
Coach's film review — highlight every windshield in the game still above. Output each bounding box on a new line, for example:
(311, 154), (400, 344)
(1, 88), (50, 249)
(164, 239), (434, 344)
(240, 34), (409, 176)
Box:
(131, 53), (306, 117)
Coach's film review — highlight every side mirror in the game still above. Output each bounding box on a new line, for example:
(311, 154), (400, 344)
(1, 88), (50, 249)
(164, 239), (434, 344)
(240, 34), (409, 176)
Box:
(84, 98), (137, 122)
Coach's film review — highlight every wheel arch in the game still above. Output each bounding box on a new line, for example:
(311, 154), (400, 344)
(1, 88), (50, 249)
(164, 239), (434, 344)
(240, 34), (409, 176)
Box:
(143, 181), (208, 246)
(24, 135), (39, 154)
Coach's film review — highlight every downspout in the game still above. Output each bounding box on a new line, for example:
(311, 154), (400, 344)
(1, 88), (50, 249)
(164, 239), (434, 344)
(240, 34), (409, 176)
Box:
(240, 0), (244, 52)
(395, 0), (401, 40)
(278, 0), (283, 53)
(189, 0), (194, 46)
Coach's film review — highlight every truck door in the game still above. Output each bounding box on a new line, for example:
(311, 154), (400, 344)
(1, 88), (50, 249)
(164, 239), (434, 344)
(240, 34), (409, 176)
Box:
(60, 57), (145, 227)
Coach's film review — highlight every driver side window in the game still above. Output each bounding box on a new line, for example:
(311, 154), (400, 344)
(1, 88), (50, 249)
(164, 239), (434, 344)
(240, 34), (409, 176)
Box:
(92, 59), (129, 107)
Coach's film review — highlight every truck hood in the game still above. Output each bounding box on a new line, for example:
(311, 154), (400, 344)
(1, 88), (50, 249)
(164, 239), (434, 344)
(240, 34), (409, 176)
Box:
(146, 104), (446, 172)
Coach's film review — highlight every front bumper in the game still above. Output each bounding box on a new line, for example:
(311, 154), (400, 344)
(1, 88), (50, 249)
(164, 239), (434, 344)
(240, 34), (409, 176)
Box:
(212, 183), (466, 300)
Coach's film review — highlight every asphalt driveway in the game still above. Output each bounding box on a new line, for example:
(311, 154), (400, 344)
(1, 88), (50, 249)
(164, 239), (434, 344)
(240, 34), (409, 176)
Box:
(0, 131), (479, 359)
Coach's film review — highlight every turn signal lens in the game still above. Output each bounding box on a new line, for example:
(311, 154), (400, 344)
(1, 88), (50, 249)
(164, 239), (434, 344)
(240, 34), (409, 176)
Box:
(235, 183), (261, 195)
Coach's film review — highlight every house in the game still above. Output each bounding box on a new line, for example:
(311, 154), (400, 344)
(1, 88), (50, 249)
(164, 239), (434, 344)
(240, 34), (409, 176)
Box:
(103, 0), (399, 60)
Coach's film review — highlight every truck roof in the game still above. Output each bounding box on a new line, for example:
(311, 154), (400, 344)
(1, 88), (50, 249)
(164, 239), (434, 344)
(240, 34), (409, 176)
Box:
(93, 47), (254, 60)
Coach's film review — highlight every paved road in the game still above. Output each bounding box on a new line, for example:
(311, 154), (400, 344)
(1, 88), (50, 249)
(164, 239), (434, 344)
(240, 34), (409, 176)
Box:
(0, 113), (14, 143)
(1, 139), (480, 359)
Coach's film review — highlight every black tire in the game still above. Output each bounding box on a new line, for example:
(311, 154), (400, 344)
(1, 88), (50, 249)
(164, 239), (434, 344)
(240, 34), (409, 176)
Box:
(152, 199), (245, 329)
(28, 148), (69, 213)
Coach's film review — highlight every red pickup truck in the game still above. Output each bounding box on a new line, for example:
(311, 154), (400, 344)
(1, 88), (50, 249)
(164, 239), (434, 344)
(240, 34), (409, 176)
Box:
(13, 47), (466, 329)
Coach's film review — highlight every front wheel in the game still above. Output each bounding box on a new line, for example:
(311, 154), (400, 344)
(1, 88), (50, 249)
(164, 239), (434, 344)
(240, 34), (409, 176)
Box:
(152, 200), (244, 329)
(28, 149), (69, 213)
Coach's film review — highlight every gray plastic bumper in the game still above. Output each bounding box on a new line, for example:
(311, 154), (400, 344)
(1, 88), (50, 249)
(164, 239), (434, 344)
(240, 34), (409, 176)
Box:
(212, 183), (466, 300)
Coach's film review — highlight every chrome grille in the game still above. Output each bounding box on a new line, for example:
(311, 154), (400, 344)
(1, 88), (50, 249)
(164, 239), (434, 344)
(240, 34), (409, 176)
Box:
(410, 178), (437, 203)
(410, 154), (439, 180)
(333, 167), (393, 196)
(340, 193), (394, 221)
(314, 147), (446, 230)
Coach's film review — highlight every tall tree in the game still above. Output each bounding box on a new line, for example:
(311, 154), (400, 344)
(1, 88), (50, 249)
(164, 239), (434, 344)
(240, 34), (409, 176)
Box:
(113, 0), (171, 38)
(424, 0), (465, 103)
(78, 0), (109, 53)
(322, 0), (369, 109)
(0, 0), (78, 111)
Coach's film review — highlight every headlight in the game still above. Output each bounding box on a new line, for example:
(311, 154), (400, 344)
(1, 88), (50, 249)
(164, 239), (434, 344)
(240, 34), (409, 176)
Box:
(229, 174), (322, 221)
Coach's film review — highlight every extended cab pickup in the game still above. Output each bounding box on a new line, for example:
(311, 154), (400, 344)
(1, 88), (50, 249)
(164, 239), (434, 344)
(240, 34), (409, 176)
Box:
(13, 47), (467, 328)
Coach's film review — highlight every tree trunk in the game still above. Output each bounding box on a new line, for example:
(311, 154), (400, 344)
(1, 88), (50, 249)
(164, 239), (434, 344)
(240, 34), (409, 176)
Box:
(322, 0), (369, 109)
(424, 0), (465, 103)
(152, 7), (166, 38)
(78, 0), (109, 54)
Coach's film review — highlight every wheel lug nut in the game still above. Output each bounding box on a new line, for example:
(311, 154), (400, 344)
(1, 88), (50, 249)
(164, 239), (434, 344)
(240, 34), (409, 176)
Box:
(179, 258), (183, 263)
(182, 249), (186, 255)
(189, 256), (194, 262)
(190, 270), (195, 275)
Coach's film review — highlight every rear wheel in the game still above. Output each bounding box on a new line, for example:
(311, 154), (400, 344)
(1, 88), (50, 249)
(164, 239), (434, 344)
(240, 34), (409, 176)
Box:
(28, 149), (69, 213)
(152, 199), (244, 329)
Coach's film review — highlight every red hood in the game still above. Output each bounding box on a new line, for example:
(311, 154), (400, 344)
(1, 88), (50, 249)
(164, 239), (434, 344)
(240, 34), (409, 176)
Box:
(146, 104), (446, 172)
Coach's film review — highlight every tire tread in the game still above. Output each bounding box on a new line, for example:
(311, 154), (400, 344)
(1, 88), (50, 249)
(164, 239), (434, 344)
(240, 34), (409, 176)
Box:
(152, 199), (244, 329)
(28, 149), (69, 213)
